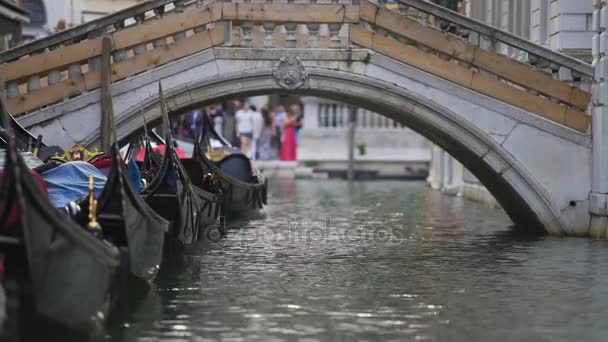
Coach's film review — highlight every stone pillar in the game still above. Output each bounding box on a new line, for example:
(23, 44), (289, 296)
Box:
(442, 153), (463, 196)
(590, 0), (608, 237)
(427, 145), (444, 190)
(452, 158), (464, 197)
(301, 96), (319, 129)
(442, 152), (451, 191)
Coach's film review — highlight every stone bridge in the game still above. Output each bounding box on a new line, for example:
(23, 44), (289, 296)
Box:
(0, 0), (603, 237)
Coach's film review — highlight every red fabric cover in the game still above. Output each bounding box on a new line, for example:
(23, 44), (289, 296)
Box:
(0, 170), (48, 229)
(90, 155), (113, 176)
(134, 144), (187, 162)
(91, 155), (112, 170)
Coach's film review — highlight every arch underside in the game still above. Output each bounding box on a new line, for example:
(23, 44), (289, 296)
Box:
(22, 49), (593, 235)
(112, 70), (558, 234)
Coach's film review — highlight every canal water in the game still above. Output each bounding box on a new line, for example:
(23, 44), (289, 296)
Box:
(112, 180), (608, 341)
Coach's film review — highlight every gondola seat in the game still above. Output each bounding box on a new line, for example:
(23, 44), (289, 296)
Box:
(216, 154), (255, 183)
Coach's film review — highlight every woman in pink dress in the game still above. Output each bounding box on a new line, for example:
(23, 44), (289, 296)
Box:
(279, 106), (301, 161)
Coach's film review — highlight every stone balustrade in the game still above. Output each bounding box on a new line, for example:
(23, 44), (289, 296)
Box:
(223, 1), (358, 49)
(0, 0), (594, 133)
(1, 0), (225, 115)
(393, 0), (593, 87)
(0, 0), (358, 116)
(354, 0), (592, 132)
(313, 101), (405, 130)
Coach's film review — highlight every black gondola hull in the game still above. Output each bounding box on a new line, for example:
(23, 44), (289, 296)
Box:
(0, 100), (120, 334)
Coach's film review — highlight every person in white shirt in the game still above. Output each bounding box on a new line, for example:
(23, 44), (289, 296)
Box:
(249, 105), (264, 160)
(235, 102), (255, 156)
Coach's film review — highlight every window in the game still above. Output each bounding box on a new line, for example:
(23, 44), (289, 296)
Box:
(539, 0), (549, 46)
(0, 34), (12, 52)
(521, 0), (531, 39)
(23, 0), (47, 26)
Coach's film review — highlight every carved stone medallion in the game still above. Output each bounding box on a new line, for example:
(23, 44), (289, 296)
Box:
(273, 56), (307, 90)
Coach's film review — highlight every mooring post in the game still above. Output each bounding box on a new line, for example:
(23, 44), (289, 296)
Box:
(100, 36), (113, 152)
(347, 106), (356, 181)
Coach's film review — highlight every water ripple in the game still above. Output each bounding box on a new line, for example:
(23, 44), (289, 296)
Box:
(109, 180), (608, 342)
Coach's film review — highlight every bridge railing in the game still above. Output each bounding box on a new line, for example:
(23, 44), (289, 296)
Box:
(0, 0), (178, 65)
(315, 101), (406, 130)
(0, 0), (594, 133)
(0, 0), (359, 116)
(225, 2), (358, 49)
(352, 0), (591, 132)
(393, 0), (593, 82)
(0, 0), (225, 115)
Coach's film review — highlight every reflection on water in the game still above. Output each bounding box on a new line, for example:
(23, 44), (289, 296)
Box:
(112, 180), (608, 341)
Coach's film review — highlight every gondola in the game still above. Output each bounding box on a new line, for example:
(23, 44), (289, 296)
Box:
(124, 105), (163, 184)
(73, 144), (169, 283)
(195, 113), (267, 215)
(179, 156), (224, 240)
(128, 128), (222, 241)
(142, 131), (224, 240)
(0, 100), (120, 339)
(138, 135), (162, 184)
(140, 84), (220, 252)
(0, 111), (39, 151)
(0, 110), (63, 161)
(148, 92), (224, 240)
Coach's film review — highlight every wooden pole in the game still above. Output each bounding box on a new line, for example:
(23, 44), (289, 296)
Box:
(347, 106), (356, 181)
(0, 66), (5, 107)
(100, 36), (113, 152)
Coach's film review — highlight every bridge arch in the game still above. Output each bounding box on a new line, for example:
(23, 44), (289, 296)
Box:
(101, 67), (569, 236)
(19, 47), (592, 236)
(4, 0), (596, 236)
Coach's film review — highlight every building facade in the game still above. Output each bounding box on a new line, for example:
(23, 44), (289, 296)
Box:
(465, 0), (594, 61)
(0, 0), (29, 51)
(20, 0), (144, 41)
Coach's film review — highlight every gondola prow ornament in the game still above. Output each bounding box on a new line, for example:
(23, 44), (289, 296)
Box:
(87, 176), (103, 237)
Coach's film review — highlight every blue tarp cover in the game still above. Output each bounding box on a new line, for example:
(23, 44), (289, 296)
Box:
(42, 161), (107, 208)
(127, 158), (143, 192)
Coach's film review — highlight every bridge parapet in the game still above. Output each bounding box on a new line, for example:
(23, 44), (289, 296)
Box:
(0, 0), (359, 116)
(223, 1), (358, 49)
(355, 0), (592, 132)
(0, 0), (594, 133)
(0, 0), (223, 115)
(393, 0), (593, 83)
